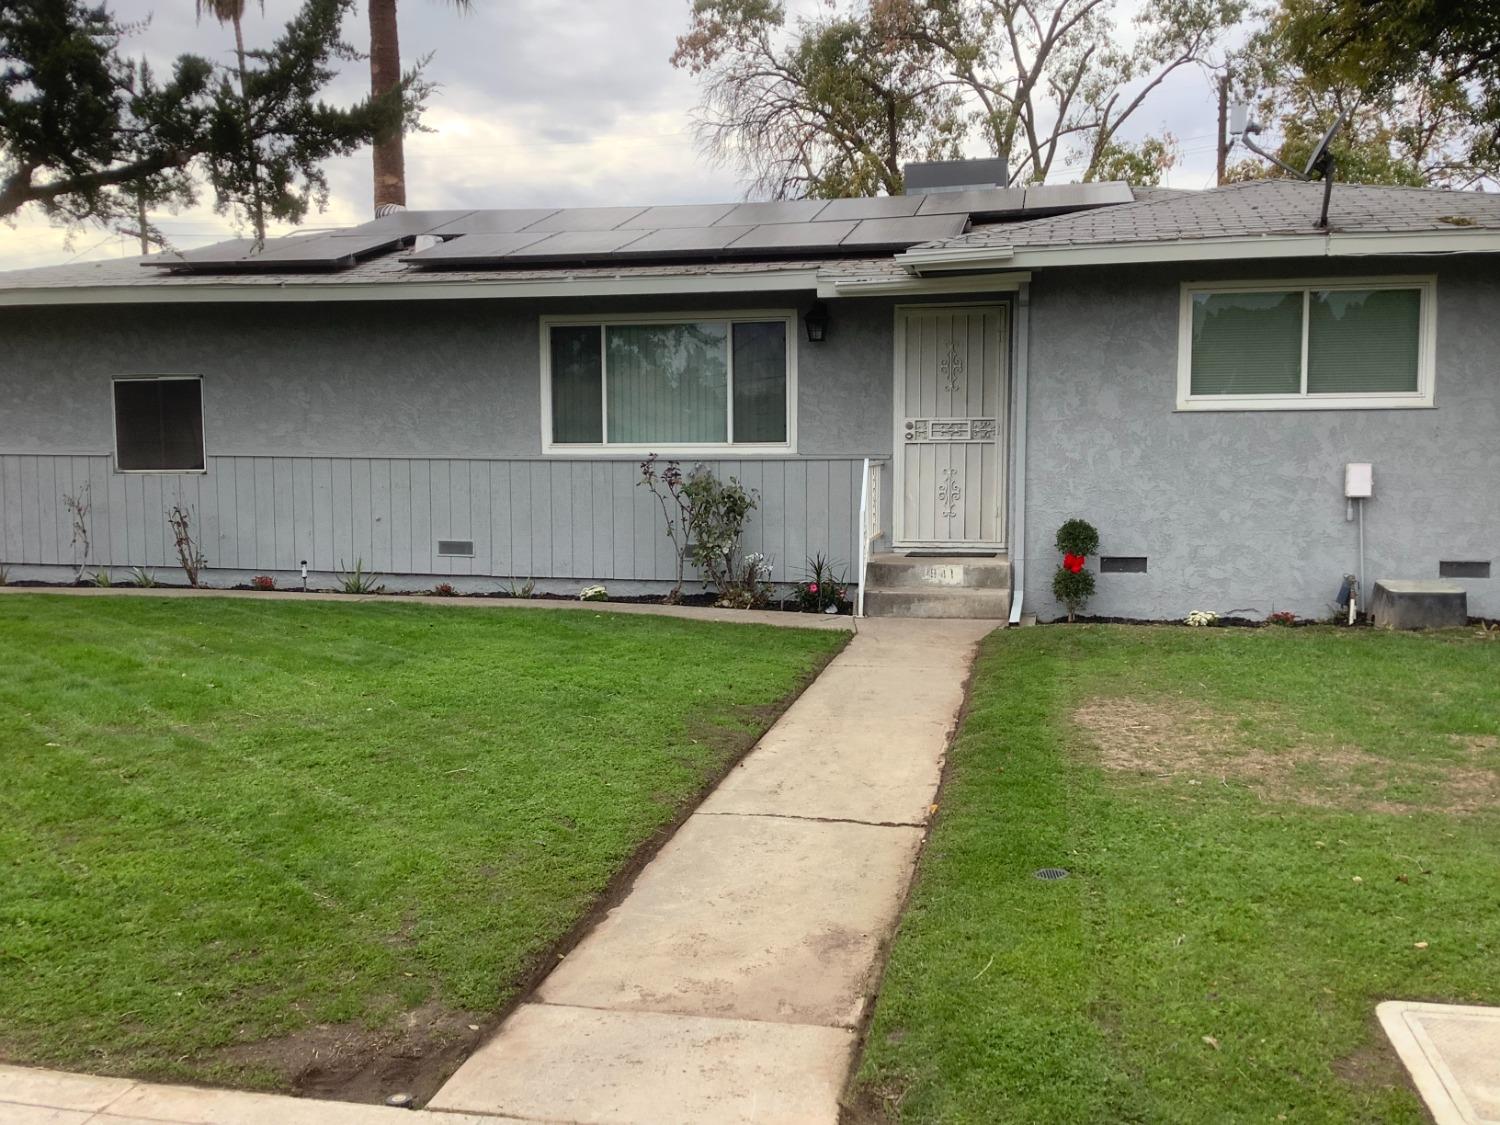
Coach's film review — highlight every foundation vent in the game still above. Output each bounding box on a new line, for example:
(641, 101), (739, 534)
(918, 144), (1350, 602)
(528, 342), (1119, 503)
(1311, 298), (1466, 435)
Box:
(437, 539), (475, 557)
(1100, 556), (1148, 574)
(1439, 560), (1491, 579)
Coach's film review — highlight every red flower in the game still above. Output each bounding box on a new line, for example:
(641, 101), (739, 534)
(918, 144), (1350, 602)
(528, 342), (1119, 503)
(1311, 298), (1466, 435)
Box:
(808, 582), (819, 593)
(1063, 553), (1086, 574)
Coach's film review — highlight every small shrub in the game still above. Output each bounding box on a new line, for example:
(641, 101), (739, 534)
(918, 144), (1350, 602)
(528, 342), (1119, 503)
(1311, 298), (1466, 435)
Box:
(793, 553), (850, 614)
(639, 456), (760, 604)
(129, 567), (158, 588)
(580, 584), (609, 602)
(1052, 519), (1099, 622)
(251, 575), (276, 591)
(166, 505), (207, 587)
(717, 553), (774, 610)
(64, 484), (92, 583)
(431, 582), (458, 597)
(91, 569), (113, 587)
(1186, 610), (1220, 627)
(1266, 610), (1297, 627)
(336, 558), (385, 595)
(503, 577), (536, 599)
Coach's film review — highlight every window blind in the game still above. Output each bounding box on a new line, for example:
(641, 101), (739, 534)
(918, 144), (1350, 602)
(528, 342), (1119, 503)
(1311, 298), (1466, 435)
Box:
(1307, 288), (1421, 394)
(1190, 291), (1303, 396)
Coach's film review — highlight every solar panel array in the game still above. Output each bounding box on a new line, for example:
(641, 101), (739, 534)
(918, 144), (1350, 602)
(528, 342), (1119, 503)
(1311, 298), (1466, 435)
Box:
(146, 183), (1134, 272)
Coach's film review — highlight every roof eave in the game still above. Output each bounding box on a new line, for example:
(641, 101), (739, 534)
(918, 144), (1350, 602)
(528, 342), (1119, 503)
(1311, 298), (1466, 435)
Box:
(897, 229), (1500, 273)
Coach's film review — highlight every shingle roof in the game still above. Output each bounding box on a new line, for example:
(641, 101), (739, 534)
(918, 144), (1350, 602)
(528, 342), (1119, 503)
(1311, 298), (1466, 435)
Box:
(936, 179), (1500, 252)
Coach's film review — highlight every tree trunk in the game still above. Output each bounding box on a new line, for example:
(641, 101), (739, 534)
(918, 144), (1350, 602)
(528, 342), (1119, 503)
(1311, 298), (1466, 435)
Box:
(368, 0), (406, 212)
(231, 13), (266, 243)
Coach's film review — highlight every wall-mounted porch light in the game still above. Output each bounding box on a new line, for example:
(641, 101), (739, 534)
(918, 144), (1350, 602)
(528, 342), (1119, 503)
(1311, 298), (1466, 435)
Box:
(804, 302), (830, 343)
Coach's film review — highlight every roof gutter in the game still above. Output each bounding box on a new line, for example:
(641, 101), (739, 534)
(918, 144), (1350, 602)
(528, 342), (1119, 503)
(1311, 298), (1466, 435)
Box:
(0, 268), (825, 307)
(897, 229), (1500, 274)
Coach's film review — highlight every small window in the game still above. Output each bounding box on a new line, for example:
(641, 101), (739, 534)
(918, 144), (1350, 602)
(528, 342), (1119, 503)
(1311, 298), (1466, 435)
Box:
(113, 377), (205, 471)
(1179, 279), (1434, 411)
(544, 314), (792, 450)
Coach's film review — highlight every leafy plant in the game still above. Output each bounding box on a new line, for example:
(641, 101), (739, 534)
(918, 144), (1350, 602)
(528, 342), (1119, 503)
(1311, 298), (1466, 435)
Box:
(1266, 610), (1298, 627)
(431, 582), (457, 597)
(1052, 519), (1099, 622)
(638, 455), (761, 605)
(91, 568), (113, 587)
(793, 553), (850, 614)
(251, 575), (277, 591)
(64, 483), (91, 583)
(1186, 610), (1220, 627)
(129, 567), (158, 588)
(716, 553), (775, 610)
(502, 577), (536, 599)
(336, 558), (385, 595)
(166, 505), (207, 588)
(579, 584), (609, 602)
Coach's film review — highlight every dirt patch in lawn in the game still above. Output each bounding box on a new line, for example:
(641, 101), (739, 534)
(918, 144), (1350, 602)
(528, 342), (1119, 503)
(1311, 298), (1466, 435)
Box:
(215, 1000), (480, 1105)
(1073, 697), (1500, 813)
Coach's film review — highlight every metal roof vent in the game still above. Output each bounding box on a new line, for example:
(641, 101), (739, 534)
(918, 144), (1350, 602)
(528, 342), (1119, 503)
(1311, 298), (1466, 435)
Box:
(903, 158), (1010, 195)
(375, 202), (407, 218)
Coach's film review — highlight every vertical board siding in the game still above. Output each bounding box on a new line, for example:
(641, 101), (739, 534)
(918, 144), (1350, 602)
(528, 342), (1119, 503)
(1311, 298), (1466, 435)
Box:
(0, 455), (864, 584)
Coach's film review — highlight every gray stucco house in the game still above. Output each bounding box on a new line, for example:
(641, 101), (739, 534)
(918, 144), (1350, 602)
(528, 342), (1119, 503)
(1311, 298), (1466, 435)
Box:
(1, 171), (1497, 620)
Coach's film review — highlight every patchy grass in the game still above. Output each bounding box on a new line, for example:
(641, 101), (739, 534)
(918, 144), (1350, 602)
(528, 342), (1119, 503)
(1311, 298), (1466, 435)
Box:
(855, 625), (1500, 1123)
(0, 595), (844, 1096)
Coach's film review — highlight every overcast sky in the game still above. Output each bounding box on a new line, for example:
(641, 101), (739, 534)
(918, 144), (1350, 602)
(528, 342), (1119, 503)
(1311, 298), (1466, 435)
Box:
(1, 0), (1227, 271)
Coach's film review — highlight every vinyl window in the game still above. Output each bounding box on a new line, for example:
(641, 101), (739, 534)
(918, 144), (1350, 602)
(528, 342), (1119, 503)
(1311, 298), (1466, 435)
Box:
(1177, 278), (1435, 410)
(542, 312), (795, 452)
(113, 376), (205, 472)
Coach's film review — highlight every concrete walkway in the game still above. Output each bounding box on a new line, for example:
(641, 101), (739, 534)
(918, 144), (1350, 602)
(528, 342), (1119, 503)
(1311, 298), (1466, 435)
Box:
(430, 616), (996, 1125)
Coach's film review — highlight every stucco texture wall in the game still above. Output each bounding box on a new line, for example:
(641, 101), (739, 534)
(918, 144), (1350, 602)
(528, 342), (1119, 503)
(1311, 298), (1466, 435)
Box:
(1022, 257), (1499, 621)
(0, 291), (897, 459)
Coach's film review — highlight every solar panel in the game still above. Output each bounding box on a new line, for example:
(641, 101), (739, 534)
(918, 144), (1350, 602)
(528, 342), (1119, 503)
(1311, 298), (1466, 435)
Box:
(149, 231), (404, 269)
(717, 200), (831, 226)
(608, 226), (751, 255)
(505, 229), (651, 257)
(725, 220), (856, 251)
(1023, 182), (1133, 211)
(335, 210), (472, 237)
(524, 206), (650, 232)
(426, 209), (559, 235)
(816, 196), (924, 221)
(617, 203), (739, 229)
(838, 214), (969, 247)
(916, 189), (1026, 217)
(398, 232), (554, 263)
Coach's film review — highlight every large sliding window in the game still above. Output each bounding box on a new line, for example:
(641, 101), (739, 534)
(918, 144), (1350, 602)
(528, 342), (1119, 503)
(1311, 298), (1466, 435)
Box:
(544, 313), (794, 451)
(1177, 278), (1435, 411)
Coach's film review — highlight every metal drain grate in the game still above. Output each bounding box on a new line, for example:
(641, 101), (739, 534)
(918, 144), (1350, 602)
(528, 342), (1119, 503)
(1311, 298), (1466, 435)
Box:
(1033, 867), (1070, 881)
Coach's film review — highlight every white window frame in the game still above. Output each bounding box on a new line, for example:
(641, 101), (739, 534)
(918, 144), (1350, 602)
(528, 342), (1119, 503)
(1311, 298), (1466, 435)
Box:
(1176, 276), (1437, 412)
(111, 374), (208, 474)
(540, 309), (798, 456)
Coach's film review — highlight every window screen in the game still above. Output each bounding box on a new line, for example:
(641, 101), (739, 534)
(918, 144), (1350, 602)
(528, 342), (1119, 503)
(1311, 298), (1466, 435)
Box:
(1190, 291), (1302, 396)
(1307, 288), (1421, 393)
(732, 321), (787, 443)
(114, 378), (204, 471)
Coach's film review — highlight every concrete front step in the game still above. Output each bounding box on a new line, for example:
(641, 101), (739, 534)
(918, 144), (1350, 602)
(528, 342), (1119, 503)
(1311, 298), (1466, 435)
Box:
(863, 586), (1012, 619)
(865, 553), (1012, 590)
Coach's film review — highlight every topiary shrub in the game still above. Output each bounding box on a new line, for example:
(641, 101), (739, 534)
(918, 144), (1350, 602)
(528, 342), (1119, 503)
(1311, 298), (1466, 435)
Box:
(1052, 518), (1100, 622)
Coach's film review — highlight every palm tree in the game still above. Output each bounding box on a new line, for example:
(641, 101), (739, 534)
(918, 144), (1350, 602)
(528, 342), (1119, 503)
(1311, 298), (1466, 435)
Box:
(196, 0), (268, 241)
(369, 0), (471, 212)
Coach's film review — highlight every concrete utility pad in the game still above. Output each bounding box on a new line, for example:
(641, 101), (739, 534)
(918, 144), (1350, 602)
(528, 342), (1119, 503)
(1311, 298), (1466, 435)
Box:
(700, 656), (967, 825)
(431, 1003), (854, 1123)
(1379, 1001), (1500, 1124)
(538, 813), (924, 1028)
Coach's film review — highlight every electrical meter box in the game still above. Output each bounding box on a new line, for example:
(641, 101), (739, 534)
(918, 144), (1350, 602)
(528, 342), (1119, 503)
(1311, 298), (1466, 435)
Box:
(1345, 463), (1374, 498)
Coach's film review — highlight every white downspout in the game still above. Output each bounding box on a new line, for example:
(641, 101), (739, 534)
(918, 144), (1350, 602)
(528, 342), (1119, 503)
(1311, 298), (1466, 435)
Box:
(856, 456), (871, 618)
(1008, 281), (1030, 626)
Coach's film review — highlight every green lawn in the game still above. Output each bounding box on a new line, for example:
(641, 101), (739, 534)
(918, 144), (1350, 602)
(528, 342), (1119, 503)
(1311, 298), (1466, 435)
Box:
(0, 595), (844, 1094)
(856, 624), (1500, 1124)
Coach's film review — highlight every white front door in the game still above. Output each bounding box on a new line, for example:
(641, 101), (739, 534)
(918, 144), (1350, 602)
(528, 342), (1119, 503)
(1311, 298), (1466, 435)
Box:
(894, 304), (1007, 549)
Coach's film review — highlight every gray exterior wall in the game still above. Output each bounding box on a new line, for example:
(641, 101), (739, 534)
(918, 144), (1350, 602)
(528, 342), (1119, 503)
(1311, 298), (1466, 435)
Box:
(0, 292), (903, 586)
(1021, 257), (1499, 620)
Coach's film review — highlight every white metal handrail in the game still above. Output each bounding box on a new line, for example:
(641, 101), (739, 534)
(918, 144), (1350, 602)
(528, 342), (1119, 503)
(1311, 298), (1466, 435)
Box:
(856, 458), (885, 618)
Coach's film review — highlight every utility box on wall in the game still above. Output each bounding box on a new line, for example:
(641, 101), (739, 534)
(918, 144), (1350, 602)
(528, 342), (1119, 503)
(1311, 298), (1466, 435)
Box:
(1345, 463), (1374, 498)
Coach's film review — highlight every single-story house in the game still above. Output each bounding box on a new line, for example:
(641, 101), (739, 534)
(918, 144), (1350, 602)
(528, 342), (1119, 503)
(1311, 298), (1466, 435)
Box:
(1, 167), (1496, 620)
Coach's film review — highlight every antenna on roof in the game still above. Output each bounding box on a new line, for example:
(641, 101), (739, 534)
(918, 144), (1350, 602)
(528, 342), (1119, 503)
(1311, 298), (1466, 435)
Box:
(1227, 108), (1346, 229)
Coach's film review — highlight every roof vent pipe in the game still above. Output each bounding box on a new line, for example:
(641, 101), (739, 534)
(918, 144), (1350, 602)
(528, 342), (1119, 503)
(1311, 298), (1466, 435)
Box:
(903, 158), (1010, 195)
(375, 203), (407, 218)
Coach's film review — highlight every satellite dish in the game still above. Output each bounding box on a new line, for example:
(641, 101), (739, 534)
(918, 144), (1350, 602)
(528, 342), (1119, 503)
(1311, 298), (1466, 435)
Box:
(1303, 113), (1346, 179)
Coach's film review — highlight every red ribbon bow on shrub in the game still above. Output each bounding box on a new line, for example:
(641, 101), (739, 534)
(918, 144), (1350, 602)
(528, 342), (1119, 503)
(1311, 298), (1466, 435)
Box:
(1063, 553), (1086, 573)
